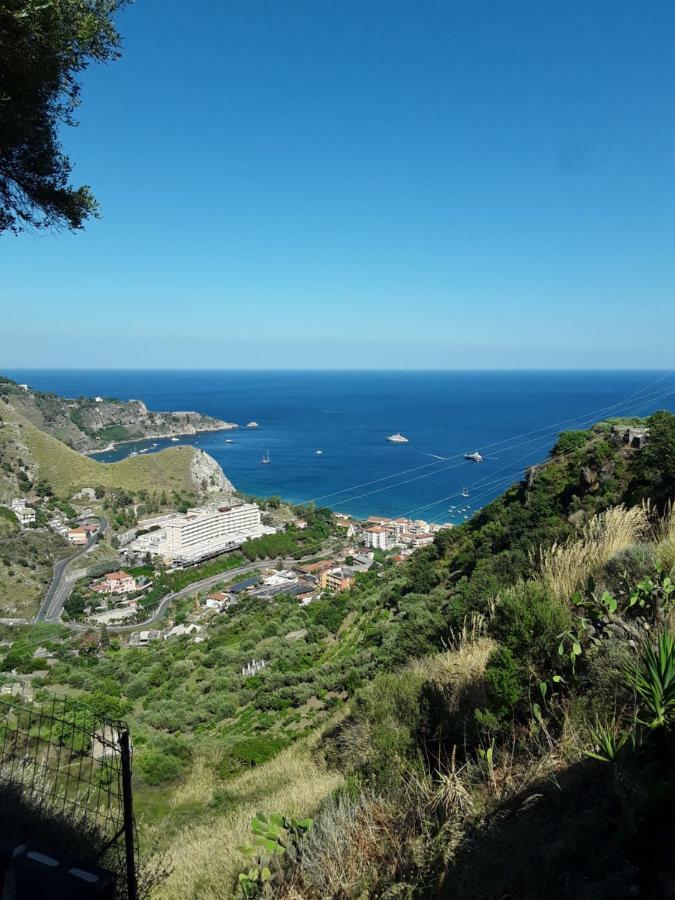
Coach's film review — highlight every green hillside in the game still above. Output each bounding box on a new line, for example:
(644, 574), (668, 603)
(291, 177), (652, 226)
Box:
(0, 403), (202, 498)
(14, 411), (670, 899)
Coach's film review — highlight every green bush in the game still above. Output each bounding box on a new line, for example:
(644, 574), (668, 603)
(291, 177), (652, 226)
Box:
(551, 430), (592, 456)
(491, 581), (570, 672)
(136, 749), (183, 785)
(476, 646), (524, 733)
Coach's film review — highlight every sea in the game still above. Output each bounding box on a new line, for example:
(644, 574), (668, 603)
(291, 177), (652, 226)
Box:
(5, 370), (674, 523)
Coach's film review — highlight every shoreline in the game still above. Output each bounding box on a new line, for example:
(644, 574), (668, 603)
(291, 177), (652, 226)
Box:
(83, 423), (238, 456)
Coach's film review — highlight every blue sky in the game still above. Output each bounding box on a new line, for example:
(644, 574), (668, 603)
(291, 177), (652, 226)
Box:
(2, 0), (675, 368)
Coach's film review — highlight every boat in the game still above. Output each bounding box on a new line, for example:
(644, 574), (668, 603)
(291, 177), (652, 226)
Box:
(225, 438), (235, 444)
(247, 421), (260, 429)
(261, 449), (271, 464)
(316, 449), (323, 455)
(170, 437), (179, 442)
(129, 450), (138, 457)
(461, 486), (469, 498)
(465, 451), (483, 463)
(387, 433), (409, 443)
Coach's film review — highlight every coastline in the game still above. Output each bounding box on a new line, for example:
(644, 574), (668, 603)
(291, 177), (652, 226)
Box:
(83, 423), (238, 456)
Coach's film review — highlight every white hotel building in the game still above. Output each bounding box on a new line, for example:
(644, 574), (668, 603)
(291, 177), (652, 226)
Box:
(132, 502), (272, 565)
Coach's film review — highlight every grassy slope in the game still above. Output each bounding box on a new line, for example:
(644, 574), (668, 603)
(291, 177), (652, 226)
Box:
(0, 528), (70, 617)
(2, 404), (199, 496)
(147, 732), (343, 900)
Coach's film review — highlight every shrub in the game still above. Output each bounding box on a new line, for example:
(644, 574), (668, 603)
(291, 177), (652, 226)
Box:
(491, 580), (571, 672)
(551, 430), (592, 456)
(137, 749), (183, 785)
(476, 646), (524, 733)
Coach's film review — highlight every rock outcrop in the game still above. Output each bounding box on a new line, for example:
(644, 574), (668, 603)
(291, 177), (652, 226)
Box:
(0, 378), (237, 452)
(189, 449), (235, 495)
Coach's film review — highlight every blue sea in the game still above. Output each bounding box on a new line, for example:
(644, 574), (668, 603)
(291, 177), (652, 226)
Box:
(5, 370), (674, 523)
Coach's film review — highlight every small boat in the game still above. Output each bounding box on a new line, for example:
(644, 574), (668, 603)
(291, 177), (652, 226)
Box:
(170, 437), (179, 442)
(316, 449), (323, 455)
(465, 451), (483, 463)
(461, 487), (469, 498)
(139, 448), (149, 454)
(261, 449), (271, 465)
(129, 450), (138, 457)
(225, 438), (235, 444)
(387, 433), (409, 443)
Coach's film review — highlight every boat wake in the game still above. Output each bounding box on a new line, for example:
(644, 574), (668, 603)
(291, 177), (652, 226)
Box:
(425, 453), (446, 460)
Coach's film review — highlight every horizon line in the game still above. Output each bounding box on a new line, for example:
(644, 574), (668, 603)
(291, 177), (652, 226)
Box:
(4, 367), (672, 374)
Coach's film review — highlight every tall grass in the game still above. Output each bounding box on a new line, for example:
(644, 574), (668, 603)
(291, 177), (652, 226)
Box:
(148, 736), (342, 899)
(538, 505), (650, 601)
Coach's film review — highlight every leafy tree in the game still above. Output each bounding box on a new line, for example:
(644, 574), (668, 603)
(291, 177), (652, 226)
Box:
(0, 0), (128, 234)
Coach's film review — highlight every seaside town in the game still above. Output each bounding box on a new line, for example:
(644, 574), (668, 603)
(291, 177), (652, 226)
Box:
(1, 480), (453, 641)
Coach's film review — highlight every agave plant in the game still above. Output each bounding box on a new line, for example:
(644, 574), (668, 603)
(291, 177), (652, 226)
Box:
(584, 719), (632, 763)
(625, 630), (675, 730)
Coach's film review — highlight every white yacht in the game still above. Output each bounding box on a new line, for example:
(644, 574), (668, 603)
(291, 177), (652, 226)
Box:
(465, 451), (483, 463)
(261, 449), (271, 464)
(387, 433), (409, 443)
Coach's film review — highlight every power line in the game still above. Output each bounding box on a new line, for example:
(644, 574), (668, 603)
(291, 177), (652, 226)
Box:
(301, 374), (674, 507)
(333, 382), (675, 513)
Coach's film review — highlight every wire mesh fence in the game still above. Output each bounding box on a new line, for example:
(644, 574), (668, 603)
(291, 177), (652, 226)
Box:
(0, 680), (137, 899)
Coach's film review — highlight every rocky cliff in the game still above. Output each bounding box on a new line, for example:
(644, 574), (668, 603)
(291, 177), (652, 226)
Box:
(0, 377), (237, 452)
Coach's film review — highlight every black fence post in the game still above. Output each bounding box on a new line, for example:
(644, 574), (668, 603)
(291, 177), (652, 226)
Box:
(120, 730), (138, 900)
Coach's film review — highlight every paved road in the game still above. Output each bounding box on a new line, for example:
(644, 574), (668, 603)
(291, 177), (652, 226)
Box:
(35, 516), (107, 623)
(63, 553), (328, 634)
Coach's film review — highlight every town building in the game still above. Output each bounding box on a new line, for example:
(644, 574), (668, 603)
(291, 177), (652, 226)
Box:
(164, 623), (202, 640)
(364, 526), (389, 550)
(298, 559), (336, 577)
(93, 571), (137, 595)
(204, 591), (230, 611)
(67, 527), (89, 546)
(9, 499), (35, 528)
(131, 502), (273, 564)
(412, 532), (435, 548)
(324, 567), (355, 593)
(335, 519), (356, 537)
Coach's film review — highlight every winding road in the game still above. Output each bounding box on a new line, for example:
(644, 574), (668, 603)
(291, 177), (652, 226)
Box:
(63, 556), (308, 633)
(35, 516), (108, 623)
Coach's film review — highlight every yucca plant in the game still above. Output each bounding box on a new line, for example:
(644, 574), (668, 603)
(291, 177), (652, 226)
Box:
(625, 630), (675, 730)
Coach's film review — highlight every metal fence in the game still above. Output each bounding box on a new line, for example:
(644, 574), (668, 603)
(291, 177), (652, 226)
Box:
(0, 681), (137, 899)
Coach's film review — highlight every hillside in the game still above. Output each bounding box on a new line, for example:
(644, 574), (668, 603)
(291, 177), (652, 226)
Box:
(0, 401), (233, 501)
(0, 375), (236, 452)
(5, 410), (669, 898)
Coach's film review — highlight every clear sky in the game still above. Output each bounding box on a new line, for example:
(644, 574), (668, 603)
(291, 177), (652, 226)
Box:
(2, 0), (675, 368)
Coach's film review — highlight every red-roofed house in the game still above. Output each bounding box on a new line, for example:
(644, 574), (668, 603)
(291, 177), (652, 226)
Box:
(93, 571), (137, 594)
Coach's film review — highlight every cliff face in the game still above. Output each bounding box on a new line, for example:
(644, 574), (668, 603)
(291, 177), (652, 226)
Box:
(0, 378), (237, 452)
(190, 448), (236, 495)
(0, 399), (236, 502)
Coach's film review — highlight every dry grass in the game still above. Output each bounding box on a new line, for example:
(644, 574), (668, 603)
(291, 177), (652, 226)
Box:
(169, 756), (218, 808)
(279, 792), (406, 899)
(148, 736), (343, 899)
(656, 501), (675, 575)
(408, 634), (495, 690)
(538, 504), (650, 601)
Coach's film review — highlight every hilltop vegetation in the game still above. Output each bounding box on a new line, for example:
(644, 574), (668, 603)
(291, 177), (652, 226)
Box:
(0, 376), (231, 452)
(0, 411), (673, 898)
(0, 399), (229, 501)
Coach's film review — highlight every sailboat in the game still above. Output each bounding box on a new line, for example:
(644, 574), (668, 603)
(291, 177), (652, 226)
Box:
(261, 449), (271, 465)
(461, 486), (469, 498)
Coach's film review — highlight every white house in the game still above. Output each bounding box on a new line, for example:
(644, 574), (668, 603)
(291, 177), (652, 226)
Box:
(364, 526), (389, 550)
(10, 499), (35, 528)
